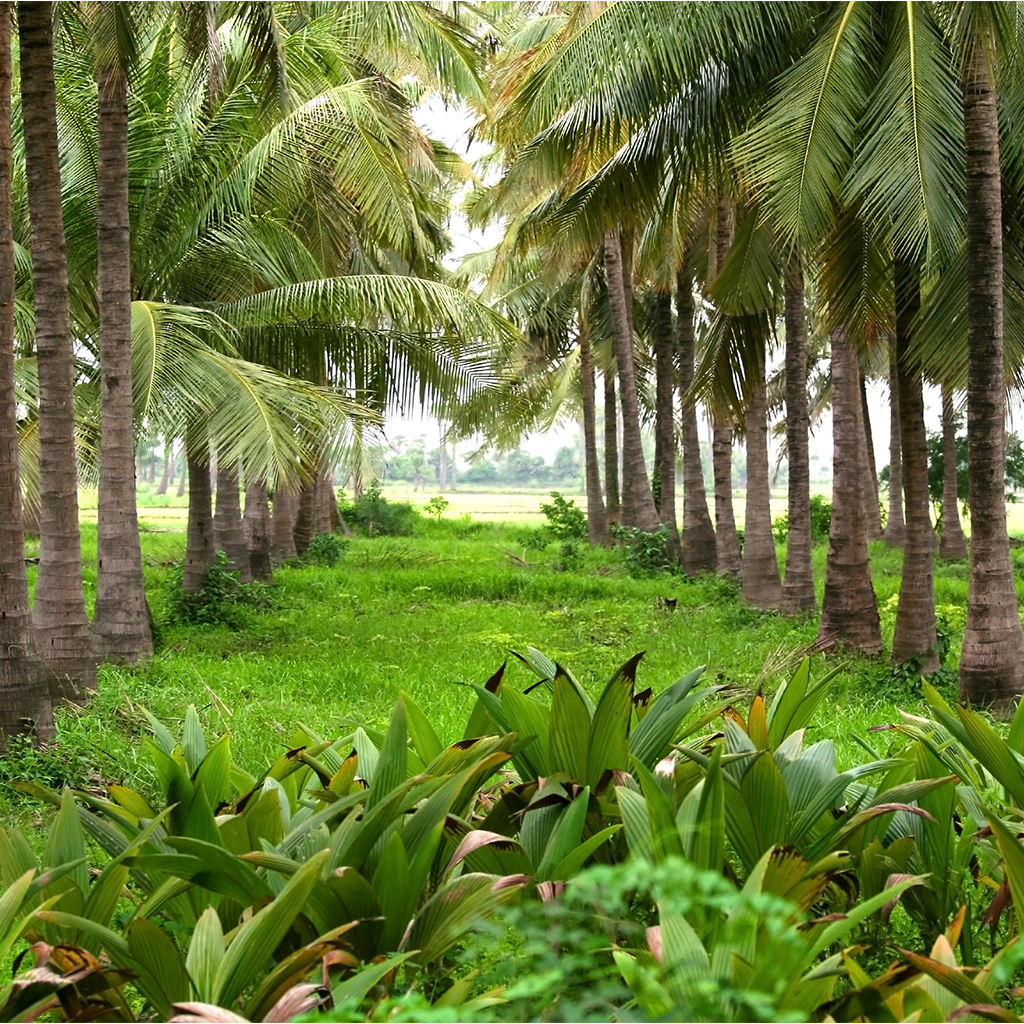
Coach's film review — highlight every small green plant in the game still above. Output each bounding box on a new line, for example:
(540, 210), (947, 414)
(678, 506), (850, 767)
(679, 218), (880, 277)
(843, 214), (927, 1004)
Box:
(304, 531), (349, 566)
(772, 494), (832, 544)
(539, 492), (587, 540)
(424, 495), (451, 520)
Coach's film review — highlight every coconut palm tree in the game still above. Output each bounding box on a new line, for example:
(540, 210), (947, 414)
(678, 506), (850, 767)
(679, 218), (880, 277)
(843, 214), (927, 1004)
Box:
(18, 0), (95, 699)
(0, 1), (53, 745)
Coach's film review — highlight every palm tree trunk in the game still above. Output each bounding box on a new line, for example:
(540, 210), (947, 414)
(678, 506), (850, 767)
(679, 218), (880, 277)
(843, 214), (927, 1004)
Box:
(604, 370), (620, 522)
(271, 486), (298, 563)
(940, 382), (967, 558)
(293, 480), (316, 556)
(176, 455), (187, 497)
(316, 472), (333, 535)
(960, 32), (1024, 707)
(860, 374), (883, 541)
(604, 229), (659, 531)
(677, 266), (716, 575)
(183, 427), (214, 593)
(579, 319), (608, 545)
(741, 346), (782, 609)
(214, 458), (252, 583)
(712, 418), (742, 575)
(781, 254), (815, 613)
(653, 290), (680, 560)
(883, 344), (906, 545)
(817, 324), (882, 653)
(92, 55), (152, 663)
(155, 441), (173, 496)
(19, 1), (96, 699)
(892, 261), (937, 671)
(244, 480), (272, 580)
(0, 1), (52, 744)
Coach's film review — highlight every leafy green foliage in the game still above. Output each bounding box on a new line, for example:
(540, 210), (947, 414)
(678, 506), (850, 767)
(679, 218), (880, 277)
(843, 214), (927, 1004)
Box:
(538, 491), (587, 540)
(304, 532), (349, 567)
(163, 551), (274, 628)
(423, 495), (451, 520)
(772, 493), (832, 543)
(340, 483), (418, 537)
(610, 523), (675, 575)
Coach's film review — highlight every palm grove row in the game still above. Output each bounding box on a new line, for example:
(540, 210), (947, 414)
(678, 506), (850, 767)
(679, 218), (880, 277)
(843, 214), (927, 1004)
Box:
(0, 2), (1020, 743)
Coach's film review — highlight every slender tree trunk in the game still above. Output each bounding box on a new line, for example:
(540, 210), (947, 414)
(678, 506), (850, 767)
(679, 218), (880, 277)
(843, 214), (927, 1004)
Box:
(0, 2), (53, 744)
(92, 55), (152, 663)
(818, 325), (882, 653)
(892, 262), (938, 672)
(155, 441), (173, 496)
(176, 454), (187, 497)
(713, 418), (742, 575)
(741, 346), (782, 609)
(293, 480), (316, 556)
(605, 229), (659, 531)
(183, 427), (214, 593)
(860, 374), (883, 541)
(678, 266), (716, 575)
(940, 382), (968, 558)
(781, 255), (816, 613)
(316, 472), (333, 535)
(653, 290), (680, 560)
(604, 370), (620, 523)
(438, 436), (447, 492)
(214, 458), (251, 583)
(244, 480), (272, 581)
(883, 344), (906, 545)
(19, 2), (95, 698)
(579, 320), (608, 545)
(271, 486), (298, 563)
(960, 33), (1024, 707)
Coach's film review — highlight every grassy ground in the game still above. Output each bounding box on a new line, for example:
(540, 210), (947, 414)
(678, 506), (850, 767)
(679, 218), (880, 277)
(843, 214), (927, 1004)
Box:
(8, 484), (1010, 846)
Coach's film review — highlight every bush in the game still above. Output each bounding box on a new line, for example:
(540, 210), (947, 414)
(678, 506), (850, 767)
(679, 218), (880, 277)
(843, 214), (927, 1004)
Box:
(162, 550), (274, 628)
(423, 495), (451, 520)
(772, 494), (832, 544)
(539, 492), (587, 540)
(610, 523), (675, 575)
(340, 482), (418, 536)
(304, 531), (349, 566)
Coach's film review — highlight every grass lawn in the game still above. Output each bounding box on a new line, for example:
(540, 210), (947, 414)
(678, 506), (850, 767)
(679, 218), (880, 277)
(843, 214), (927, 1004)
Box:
(9, 483), (1016, 844)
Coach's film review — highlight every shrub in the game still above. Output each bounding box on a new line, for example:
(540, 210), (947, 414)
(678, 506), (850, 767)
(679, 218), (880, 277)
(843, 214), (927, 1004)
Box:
(340, 482), (417, 536)
(539, 492), (587, 540)
(162, 550), (274, 628)
(610, 523), (675, 575)
(772, 494), (832, 544)
(304, 531), (349, 566)
(423, 495), (451, 520)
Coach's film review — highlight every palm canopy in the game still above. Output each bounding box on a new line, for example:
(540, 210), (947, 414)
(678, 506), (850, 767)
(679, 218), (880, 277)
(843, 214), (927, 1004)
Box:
(9, 1), (516, 489)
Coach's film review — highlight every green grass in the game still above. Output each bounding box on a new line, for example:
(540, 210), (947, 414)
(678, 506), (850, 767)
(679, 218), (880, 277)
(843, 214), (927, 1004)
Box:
(4, 498), (1000, 840)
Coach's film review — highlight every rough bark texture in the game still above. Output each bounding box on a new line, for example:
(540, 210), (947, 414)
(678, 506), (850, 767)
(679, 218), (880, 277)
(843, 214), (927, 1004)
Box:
(940, 382), (968, 559)
(603, 371), (620, 523)
(883, 344), (906, 545)
(271, 487), (298, 563)
(316, 473), (334, 535)
(860, 375), (883, 541)
(741, 348), (782, 609)
(605, 230), (659, 531)
(579, 320), (608, 545)
(183, 433), (215, 593)
(818, 325), (882, 653)
(244, 480), (273, 580)
(92, 57), (152, 663)
(712, 418), (742, 575)
(293, 481), (316, 555)
(781, 255), (816, 613)
(677, 267), (716, 575)
(20, 2), (96, 699)
(214, 459), (252, 583)
(960, 34), (1024, 708)
(892, 263), (938, 672)
(653, 290), (680, 560)
(0, 2), (53, 745)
